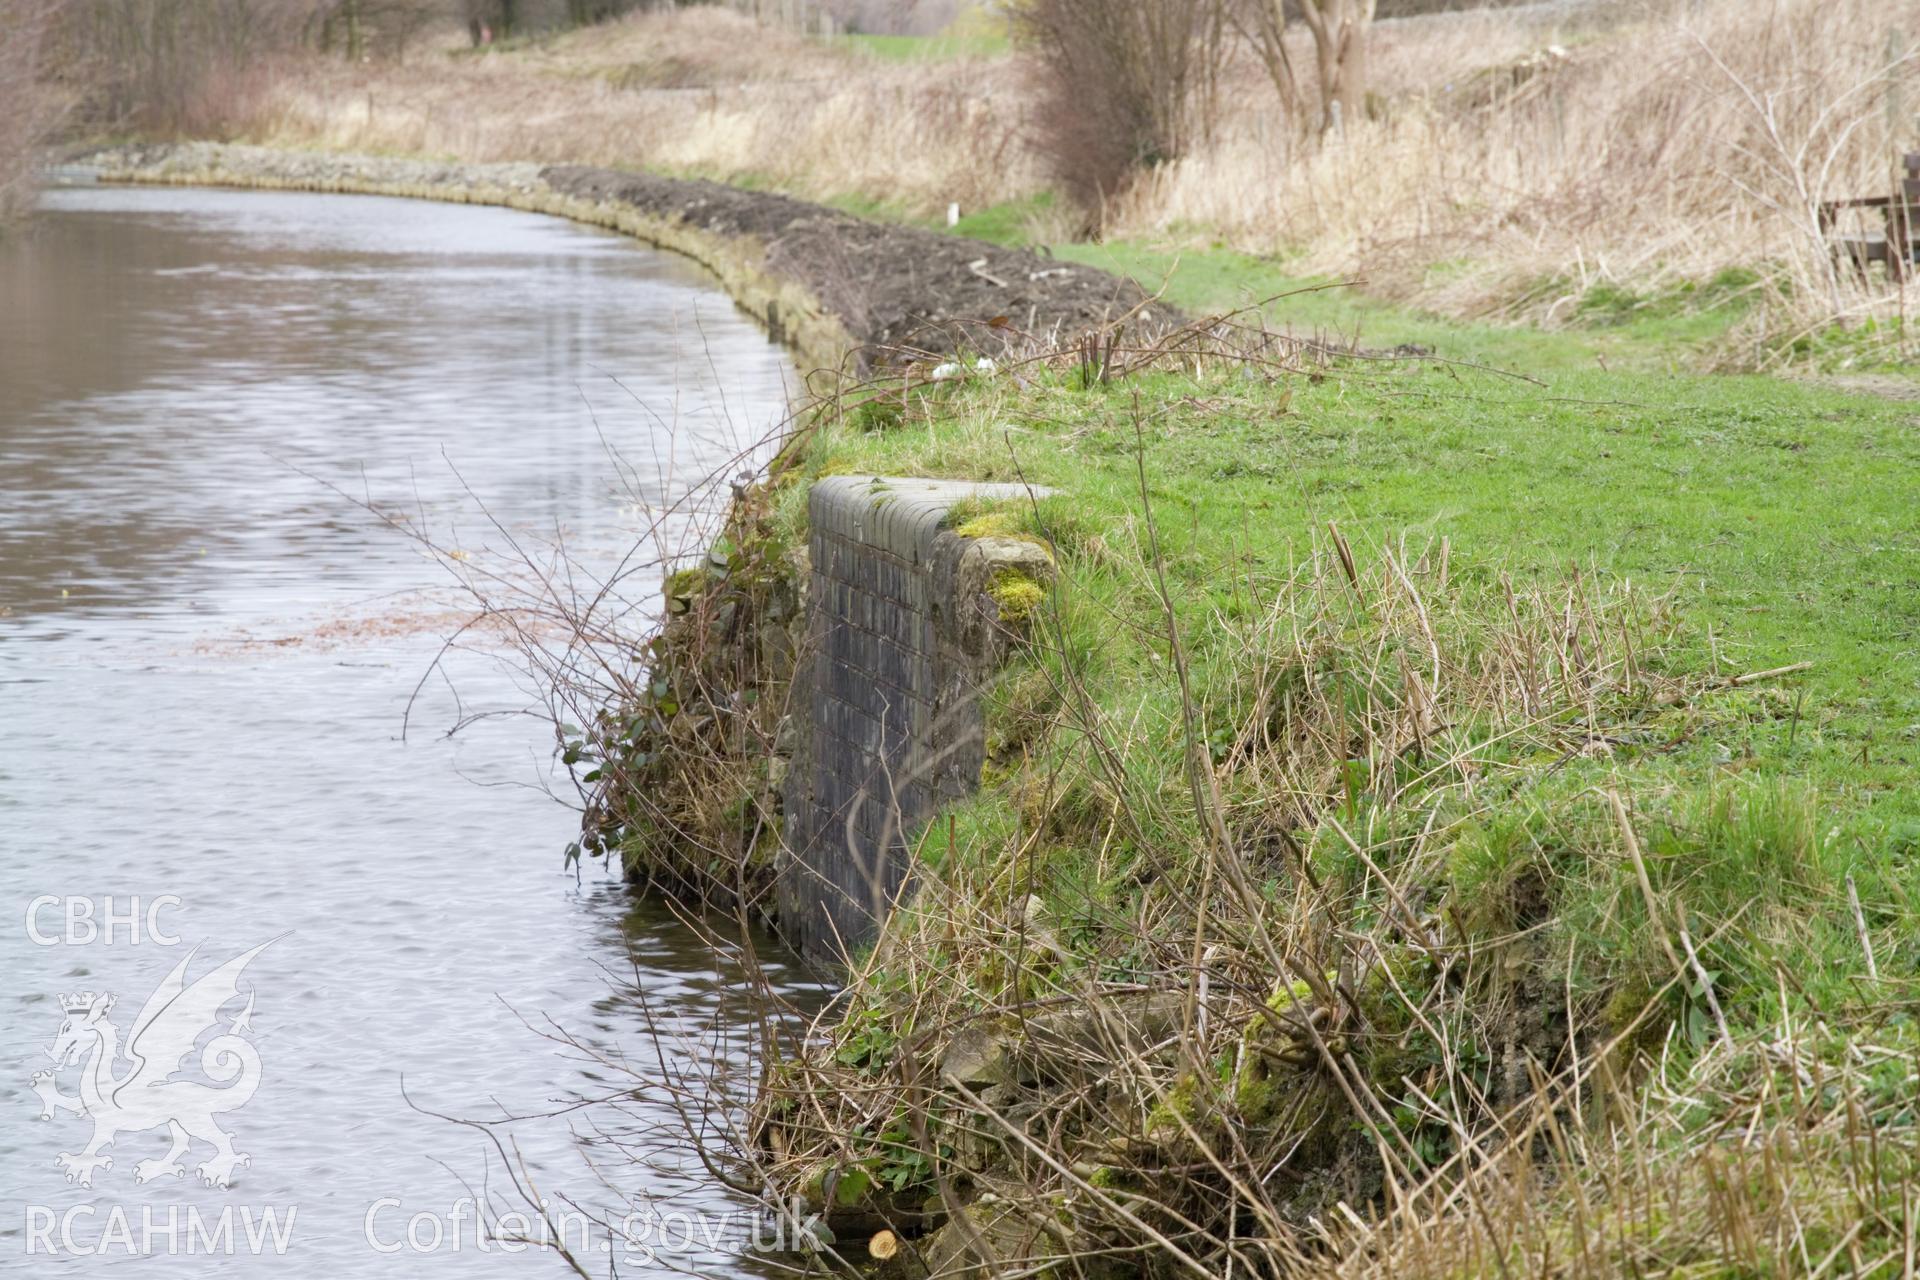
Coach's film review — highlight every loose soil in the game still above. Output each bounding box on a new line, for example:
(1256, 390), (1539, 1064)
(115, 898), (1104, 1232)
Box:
(540, 165), (1174, 357)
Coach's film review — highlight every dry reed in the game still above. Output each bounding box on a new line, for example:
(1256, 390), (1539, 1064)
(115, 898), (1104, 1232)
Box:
(216, 0), (1920, 357)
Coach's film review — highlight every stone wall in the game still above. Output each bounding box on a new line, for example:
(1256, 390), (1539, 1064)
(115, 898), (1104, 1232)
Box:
(778, 476), (1051, 965)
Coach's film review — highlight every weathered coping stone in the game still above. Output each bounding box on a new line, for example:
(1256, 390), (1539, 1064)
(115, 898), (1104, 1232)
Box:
(778, 476), (1054, 966)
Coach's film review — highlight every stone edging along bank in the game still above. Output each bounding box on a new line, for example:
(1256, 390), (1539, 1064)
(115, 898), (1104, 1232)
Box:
(85, 142), (1170, 374)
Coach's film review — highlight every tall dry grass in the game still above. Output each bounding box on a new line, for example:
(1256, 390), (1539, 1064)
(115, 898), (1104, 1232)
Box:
(251, 8), (1040, 215)
(1328, 1016), (1920, 1279)
(1132, 0), (1920, 333)
(234, 0), (1920, 347)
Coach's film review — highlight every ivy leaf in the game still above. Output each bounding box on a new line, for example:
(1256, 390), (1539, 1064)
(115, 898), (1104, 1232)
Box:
(833, 1167), (871, 1208)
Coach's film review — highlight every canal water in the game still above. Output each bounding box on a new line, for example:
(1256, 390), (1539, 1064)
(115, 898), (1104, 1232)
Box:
(0, 181), (818, 1274)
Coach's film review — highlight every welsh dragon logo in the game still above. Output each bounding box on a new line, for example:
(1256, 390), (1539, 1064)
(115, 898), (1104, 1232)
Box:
(30, 940), (274, 1189)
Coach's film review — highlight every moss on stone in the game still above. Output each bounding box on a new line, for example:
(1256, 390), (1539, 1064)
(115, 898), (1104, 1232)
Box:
(955, 510), (1023, 539)
(664, 566), (707, 599)
(1233, 1065), (1279, 1122)
(1144, 1072), (1202, 1143)
(991, 570), (1047, 623)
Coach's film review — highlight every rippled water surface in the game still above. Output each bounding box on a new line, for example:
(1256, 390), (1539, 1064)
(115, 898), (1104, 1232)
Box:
(0, 182), (815, 1275)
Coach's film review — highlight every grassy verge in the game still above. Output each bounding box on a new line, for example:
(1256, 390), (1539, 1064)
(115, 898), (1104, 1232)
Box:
(820, 195), (1772, 374)
(719, 304), (1920, 1273)
(789, 349), (1919, 813)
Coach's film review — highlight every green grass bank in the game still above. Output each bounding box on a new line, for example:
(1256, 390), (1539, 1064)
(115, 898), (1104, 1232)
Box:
(638, 280), (1920, 1274)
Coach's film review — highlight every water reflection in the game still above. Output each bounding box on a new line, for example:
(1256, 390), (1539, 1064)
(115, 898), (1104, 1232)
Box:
(0, 182), (821, 1275)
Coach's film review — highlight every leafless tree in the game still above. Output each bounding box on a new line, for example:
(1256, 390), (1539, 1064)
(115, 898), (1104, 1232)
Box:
(57, 0), (316, 130)
(311, 0), (444, 60)
(0, 0), (65, 221)
(1239, 0), (1378, 133)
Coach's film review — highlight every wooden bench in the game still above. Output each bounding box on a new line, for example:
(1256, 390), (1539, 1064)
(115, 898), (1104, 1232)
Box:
(1820, 152), (1920, 282)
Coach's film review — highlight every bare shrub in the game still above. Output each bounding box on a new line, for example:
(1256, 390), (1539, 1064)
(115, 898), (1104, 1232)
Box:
(459, 0), (653, 43)
(56, 0), (446, 134)
(1012, 0), (1227, 223)
(58, 0), (320, 134)
(0, 0), (65, 221)
(309, 0), (447, 60)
